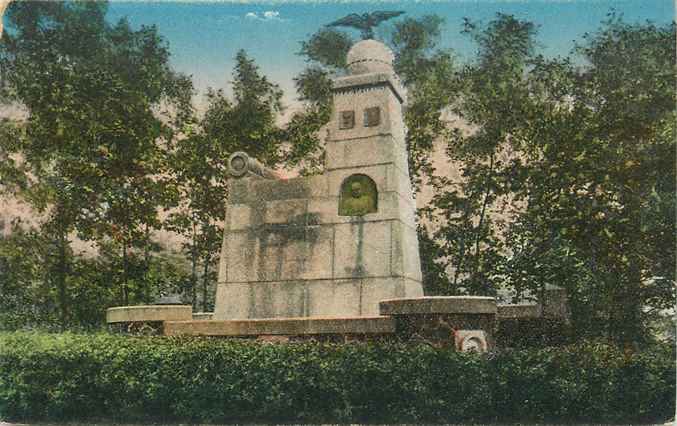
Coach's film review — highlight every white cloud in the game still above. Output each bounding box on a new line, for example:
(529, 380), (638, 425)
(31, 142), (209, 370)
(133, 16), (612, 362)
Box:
(244, 10), (285, 22)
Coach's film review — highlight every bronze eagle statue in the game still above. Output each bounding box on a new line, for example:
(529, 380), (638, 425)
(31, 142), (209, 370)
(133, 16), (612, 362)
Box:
(327, 11), (405, 40)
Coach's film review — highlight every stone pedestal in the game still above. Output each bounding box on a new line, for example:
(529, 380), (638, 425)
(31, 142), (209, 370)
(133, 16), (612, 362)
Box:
(380, 296), (497, 350)
(213, 39), (423, 320)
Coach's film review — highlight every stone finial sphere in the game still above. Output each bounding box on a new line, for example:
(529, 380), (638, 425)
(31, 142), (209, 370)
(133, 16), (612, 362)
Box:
(346, 39), (395, 75)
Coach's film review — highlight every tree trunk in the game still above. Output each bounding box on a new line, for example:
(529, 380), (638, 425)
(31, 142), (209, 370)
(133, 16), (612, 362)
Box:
(121, 240), (129, 305)
(190, 223), (198, 308)
(472, 153), (495, 294)
(55, 213), (69, 330)
(201, 256), (210, 312)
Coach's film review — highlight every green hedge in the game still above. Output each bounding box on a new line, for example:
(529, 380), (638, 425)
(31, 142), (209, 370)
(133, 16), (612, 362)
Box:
(0, 332), (673, 423)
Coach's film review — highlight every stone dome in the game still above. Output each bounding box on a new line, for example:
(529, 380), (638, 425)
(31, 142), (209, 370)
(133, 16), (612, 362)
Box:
(346, 39), (395, 75)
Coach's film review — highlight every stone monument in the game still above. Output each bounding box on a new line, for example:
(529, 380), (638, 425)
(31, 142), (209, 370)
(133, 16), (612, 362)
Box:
(213, 39), (423, 320)
(106, 39), (575, 352)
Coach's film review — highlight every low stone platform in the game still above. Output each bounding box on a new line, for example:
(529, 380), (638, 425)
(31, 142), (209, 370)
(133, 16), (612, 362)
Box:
(106, 305), (193, 323)
(164, 316), (396, 337)
(106, 296), (502, 350)
(379, 296), (497, 349)
(380, 296), (497, 315)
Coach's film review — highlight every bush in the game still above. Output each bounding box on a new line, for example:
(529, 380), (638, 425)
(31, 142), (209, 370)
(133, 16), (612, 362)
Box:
(0, 332), (673, 423)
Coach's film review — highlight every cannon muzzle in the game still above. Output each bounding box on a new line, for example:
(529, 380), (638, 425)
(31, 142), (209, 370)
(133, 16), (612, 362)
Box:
(228, 152), (278, 180)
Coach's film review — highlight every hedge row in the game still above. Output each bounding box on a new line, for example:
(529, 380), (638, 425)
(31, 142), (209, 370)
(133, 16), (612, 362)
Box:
(0, 331), (674, 423)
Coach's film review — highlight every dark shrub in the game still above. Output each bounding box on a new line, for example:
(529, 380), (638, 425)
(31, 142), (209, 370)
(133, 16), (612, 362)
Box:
(0, 332), (673, 423)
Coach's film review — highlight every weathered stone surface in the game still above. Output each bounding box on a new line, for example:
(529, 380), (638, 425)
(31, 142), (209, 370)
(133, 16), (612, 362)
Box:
(326, 135), (398, 170)
(360, 277), (406, 315)
(345, 40), (395, 75)
(306, 279), (361, 317)
(214, 39), (423, 320)
(390, 221), (423, 282)
(379, 296), (497, 316)
(106, 305), (192, 323)
(333, 220), (391, 279)
(214, 282), (251, 318)
(165, 316), (396, 336)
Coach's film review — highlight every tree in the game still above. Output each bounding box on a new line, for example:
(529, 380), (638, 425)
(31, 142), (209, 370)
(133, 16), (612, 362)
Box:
(0, 1), (192, 316)
(427, 12), (675, 345)
(167, 50), (286, 309)
(505, 14), (676, 345)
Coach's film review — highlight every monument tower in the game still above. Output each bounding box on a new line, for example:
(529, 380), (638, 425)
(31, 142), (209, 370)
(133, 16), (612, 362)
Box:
(213, 39), (423, 319)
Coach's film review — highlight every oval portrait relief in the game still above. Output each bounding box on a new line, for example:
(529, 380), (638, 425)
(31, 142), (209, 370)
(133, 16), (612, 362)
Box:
(338, 174), (378, 216)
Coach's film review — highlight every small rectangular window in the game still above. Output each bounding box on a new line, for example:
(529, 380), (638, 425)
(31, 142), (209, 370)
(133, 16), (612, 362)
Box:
(364, 107), (380, 127)
(339, 110), (355, 129)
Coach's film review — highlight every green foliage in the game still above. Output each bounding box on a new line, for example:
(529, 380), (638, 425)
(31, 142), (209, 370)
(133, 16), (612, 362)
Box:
(0, 332), (673, 423)
(166, 50), (286, 309)
(0, 1), (193, 316)
(299, 28), (353, 70)
(425, 12), (676, 345)
(0, 221), (192, 330)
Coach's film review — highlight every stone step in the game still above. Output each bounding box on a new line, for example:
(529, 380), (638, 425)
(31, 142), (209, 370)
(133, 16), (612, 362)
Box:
(164, 316), (396, 337)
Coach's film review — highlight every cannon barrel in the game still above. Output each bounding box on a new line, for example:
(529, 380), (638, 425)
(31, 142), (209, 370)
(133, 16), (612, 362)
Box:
(227, 151), (278, 180)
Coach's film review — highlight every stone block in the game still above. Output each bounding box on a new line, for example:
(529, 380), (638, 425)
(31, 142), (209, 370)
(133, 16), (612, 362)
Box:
(106, 305), (193, 323)
(333, 221), (391, 279)
(403, 277), (425, 298)
(326, 135), (395, 170)
(217, 281), (308, 319)
(386, 163), (415, 201)
(360, 277), (406, 315)
(220, 231), (253, 283)
(330, 85), (396, 140)
(164, 316), (397, 337)
(306, 279), (361, 317)
(307, 197), (340, 224)
(306, 174), (330, 197)
(264, 199), (308, 225)
(251, 224), (333, 282)
(229, 180), (251, 204)
(379, 296), (497, 316)
(298, 226), (334, 280)
(192, 312), (214, 320)
(249, 281), (307, 319)
(390, 221), (423, 282)
(377, 192), (416, 225)
(226, 204), (251, 231)
(214, 282), (252, 319)
(248, 176), (313, 203)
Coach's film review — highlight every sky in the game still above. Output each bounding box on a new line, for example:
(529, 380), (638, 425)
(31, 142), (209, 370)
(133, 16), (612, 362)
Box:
(98, 0), (674, 108)
(0, 0), (673, 109)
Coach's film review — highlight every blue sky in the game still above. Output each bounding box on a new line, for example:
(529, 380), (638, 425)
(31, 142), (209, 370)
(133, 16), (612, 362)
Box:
(12, 1), (677, 107)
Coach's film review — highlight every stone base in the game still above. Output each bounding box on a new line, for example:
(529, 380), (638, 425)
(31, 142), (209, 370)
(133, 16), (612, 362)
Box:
(379, 296), (497, 350)
(106, 305), (193, 323)
(164, 316), (395, 338)
(105, 298), (501, 351)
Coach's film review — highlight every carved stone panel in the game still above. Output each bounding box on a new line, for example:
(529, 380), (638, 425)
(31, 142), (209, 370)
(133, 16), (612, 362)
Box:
(338, 174), (378, 216)
(364, 106), (380, 127)
(339, 110), (355, 129)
